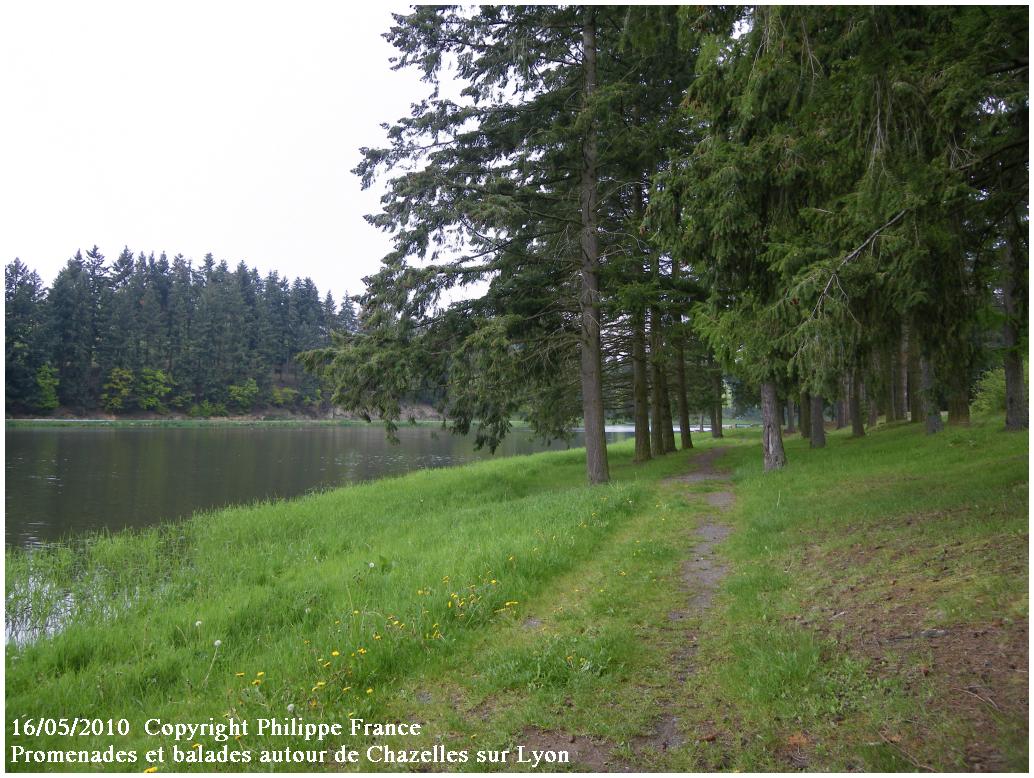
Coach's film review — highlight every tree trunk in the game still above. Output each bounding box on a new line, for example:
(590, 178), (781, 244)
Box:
(760, 381), (787, 471)
(578, 9), (608, 484)
(810, 394), (826, 448)
(785, 397), (797, 433)
(1002, 239), (1028, 430)
(710, 368), (723, 438)
(947, 389), (971, 426)
(698, 413), (704, 432)
(907, 332), (922, 423)
(865, 381), (879, 427)
(649, 310), (665, 456)
(670, 224), (692, 451)
(920, 353), (943, 434)
(886, 343), (901, 421)
(800, 391), (811, 439)
(659, 367), (677, 453)
(901, 327), (912, 421)
(850, 372), (865, 437)
(676, 356), (693, 449)
(835, 392), (847, 429)
(631, 312), (651, 462)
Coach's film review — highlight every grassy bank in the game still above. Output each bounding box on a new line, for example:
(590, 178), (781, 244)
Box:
(678, 417), (1029, 771)
(5, 418), (1027, 771)
(5, 437), (700, 770)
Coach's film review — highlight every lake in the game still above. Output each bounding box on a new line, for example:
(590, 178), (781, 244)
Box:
(4, 424), (633, 548)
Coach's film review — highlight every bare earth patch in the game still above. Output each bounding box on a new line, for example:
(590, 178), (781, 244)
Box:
(799, 533), (1029, 771)
(520, 726), (618, 772)
(664, 447), (733, 484)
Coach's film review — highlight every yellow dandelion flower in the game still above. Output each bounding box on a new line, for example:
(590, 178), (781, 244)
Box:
(357, 647), (367, 655)
(252, 680), (262, 686)
(366, 688), (373, 694)
(331, 650), (340, 657)
(323, 661), (331, 668)
(193, 743), (202, 749)
(373, 633), (382, 640)
(235, 672), (245, 677)
(342, 685), (352, 692)
(144, 767), (158, 773)
(256, 671), (265, 677)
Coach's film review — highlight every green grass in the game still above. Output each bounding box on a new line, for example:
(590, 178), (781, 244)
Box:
(5, 436), (707, 771)
(5, 418), (1027, 772)
(674, 417), (1028, 772)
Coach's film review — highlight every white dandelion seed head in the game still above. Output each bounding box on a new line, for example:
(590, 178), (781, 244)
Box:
(368, 562), (375, 568)
(287, 703), (296, 713)
(195, 620), (202, 628)
(213, 639), (222, 648)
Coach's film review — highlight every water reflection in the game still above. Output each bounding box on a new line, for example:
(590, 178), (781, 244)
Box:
(5, 425), (632, 548)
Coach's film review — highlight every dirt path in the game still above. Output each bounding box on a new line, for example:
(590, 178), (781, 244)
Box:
(521, 448), (737, 772)
(624, 447), (736, 760)
(477, 448), (739, 773)
(518, 447), (738, 772)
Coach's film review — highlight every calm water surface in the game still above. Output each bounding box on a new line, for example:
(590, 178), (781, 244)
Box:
(5, 425), (632, 548)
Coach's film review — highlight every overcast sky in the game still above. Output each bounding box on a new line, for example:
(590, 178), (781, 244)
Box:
(0, 1), (429, 302)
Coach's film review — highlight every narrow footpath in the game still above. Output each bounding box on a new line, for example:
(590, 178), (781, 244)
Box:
(630, 447), (736, 760)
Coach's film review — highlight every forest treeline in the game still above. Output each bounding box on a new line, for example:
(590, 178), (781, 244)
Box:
(5, 248), (358, 416)
(300, 5), (1028, 480)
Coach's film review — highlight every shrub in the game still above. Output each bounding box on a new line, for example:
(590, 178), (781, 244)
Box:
(189, 400), (228, 418)
(973, 362), (1029, 414)
(270, 386), (300, 408)
(101, 367), (135, 412)
(136, 368), (172, 413)
(227, 378), (259, 412)
(34, 364), (59, 413)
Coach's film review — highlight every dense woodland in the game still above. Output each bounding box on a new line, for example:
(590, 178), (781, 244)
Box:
(5, 249), (358, 415)
(298, 5), (1028, 480)
(6, 7), (1027, 479)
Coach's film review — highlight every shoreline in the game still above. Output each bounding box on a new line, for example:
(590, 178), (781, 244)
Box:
(5, 419), (1026, 771)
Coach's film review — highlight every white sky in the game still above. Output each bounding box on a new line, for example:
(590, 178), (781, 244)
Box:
(0, 1), (430, 302)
